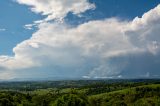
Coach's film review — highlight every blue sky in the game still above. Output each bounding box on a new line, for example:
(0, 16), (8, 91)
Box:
(0, 0), (160, 80)
(0, 0), (44, 55)
(66, 0), (160, 25)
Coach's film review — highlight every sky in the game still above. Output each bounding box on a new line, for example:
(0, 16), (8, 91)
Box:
(0, 0), (160, 80)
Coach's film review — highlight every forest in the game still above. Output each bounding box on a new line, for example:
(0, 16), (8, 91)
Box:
(0, 79), (159, 106)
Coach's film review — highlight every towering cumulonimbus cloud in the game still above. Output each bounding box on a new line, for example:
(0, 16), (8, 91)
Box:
(0, 1), (160, 79)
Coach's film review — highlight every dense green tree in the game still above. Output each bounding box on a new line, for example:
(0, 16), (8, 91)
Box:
(0, 98), (15, 106)
(52, 94), (88, 106)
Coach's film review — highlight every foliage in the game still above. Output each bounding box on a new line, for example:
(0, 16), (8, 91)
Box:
(52, 94), (88, 106)
(0, 80), (159, 106)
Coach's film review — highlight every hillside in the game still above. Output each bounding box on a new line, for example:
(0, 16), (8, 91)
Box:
(89, 84), (160, 106)
(0, 81), (159, 106)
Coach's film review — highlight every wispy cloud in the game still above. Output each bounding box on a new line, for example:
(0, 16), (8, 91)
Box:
(16, 0), (95, 22)
(0, 28), (6, 31)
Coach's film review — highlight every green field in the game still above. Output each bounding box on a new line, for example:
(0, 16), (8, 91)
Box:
(0, 79), (159, 106)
